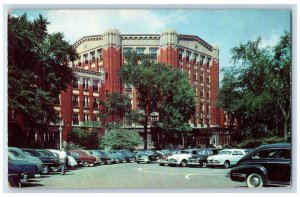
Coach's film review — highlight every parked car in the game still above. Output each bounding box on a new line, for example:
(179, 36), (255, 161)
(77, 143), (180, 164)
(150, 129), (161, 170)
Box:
(21, 148), (61, 174)
(114, 150), (136, 162)
(136, 150), (162, 164)
(89, 150), (112, 164)
(67, 150), (97, 167)
(227, 143), (291, 187)
(8, 152), (39, 178)
(48, 149), (78, 169)
(36, 149), (60, 171)
(157, 150), (183, 166)
(102, 150), (127, 163)
(167, 149), (203, 167)
(207, 149), (248, 168)
(8, 147), (44, 175)
(8, 164), (28, 188)
(187, 148), (220, 168)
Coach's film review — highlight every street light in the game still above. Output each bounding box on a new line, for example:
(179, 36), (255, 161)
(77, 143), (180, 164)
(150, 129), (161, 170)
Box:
(59, 125), (63, 150)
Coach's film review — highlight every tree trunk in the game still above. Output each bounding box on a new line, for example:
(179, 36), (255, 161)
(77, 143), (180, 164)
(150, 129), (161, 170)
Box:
(143, 123), (148, 150)
(283, 118), (288, 142)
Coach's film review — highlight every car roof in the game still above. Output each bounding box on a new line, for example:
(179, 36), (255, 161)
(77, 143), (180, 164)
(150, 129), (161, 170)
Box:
(256, 143), (291, 150)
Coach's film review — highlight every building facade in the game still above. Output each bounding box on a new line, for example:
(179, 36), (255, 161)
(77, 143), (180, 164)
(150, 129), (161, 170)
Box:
(47, 28), (237, 149)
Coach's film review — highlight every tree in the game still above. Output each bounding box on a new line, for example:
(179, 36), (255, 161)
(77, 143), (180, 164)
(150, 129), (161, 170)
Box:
(67, 126), (99, 149)
(218, 32), (291, 141)
(100, 129), (143, 150)
(8, 14), (77, 140)
(119, 51), (196, 149)
(99, 92), (132, 131)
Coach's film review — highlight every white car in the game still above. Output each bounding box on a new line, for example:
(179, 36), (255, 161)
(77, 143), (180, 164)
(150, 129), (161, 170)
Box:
(47, 149), (78, 168)
(167, 149), (203, 167)
(207, 149), (248, 168)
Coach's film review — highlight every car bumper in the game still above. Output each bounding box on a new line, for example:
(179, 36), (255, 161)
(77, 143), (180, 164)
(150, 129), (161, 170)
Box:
(227, 172), (247, 182)
(208, 160), (223, 166)
(168, 159), (181, 166)
(137, 158), (150, 163)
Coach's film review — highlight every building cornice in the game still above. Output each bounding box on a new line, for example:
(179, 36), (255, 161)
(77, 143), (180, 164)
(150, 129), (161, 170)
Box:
(178, 34), (213, 51)
(73, 35), (103, 48)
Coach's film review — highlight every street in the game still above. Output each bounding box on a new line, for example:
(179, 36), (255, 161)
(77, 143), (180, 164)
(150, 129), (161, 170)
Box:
(20, 162), (245, 189)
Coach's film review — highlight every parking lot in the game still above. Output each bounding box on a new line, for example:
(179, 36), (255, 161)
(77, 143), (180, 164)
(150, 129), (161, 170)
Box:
(20, 162), (245, 189)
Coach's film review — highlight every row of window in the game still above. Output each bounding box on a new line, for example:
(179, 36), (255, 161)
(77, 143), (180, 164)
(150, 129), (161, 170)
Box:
(123, 47), (158, 56)
(72, 96), (100, 109)
(73, 79), (100, 91)
(72, 114), (100, 125)
(178, 49), (211, 66)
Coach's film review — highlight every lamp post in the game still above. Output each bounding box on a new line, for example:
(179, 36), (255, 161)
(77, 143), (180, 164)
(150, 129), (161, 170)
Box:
(59, 125), (63, 150)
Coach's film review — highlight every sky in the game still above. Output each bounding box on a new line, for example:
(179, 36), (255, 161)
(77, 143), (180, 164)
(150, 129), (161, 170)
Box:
(10, 9), (291, 80)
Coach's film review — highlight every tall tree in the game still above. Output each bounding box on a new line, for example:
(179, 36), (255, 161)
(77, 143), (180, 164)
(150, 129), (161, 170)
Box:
(8, 14), (77, 138)
(218, 32), (291, 141)
(119, 51), (196, 149)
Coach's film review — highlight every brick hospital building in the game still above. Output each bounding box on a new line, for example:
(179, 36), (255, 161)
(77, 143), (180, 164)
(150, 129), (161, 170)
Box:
(9, 28), (238, 149)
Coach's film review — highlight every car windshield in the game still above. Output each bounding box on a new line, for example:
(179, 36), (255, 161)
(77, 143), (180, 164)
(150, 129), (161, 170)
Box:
(24, 150), (41, 157)
(198, 150), (208, 155)
(38, 150), (53, 157)
(219, 151), (231, 155)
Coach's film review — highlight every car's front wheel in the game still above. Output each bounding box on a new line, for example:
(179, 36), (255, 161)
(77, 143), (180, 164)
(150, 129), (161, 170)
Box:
(201, 161), (208, 168)
(224, 161), (230, 169)
(180, 160), (187, 167)
(246, 173), (264, 187)
(114, 158), (120, 164)
(129, 157), (135, 163)
(41, 166), (50, 174)
(82, 161), (89, 167)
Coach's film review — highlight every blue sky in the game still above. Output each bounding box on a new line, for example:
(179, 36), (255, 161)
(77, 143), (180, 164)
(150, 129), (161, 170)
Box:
(11, 9), (291, 79)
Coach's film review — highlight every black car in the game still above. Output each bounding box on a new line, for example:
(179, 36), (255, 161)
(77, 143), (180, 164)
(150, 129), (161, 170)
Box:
(8, 163), (28, 188)
(187, 148), (220, 168)
(136, 150), (162, 163)
(22, 148), (60, 174)
(227, 143), (291, 187)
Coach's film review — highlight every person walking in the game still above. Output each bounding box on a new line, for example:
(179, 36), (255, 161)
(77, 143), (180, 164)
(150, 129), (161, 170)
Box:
(60, 148), (67, 175)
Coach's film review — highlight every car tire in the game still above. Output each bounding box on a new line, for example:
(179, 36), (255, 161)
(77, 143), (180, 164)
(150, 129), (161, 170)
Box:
(201, 161), (208, 168)
(181, 160), (187, 167)
(129, 157), (135, 163)
(246, 173), (264, 187)
(159, 163), (164, 166)
(106, 160), (112, 165)
(88, 162), (94, 167)
(82, 161), (89, 167)
(224, 161), (230, 169)
(114, 158), (120, 164)
(41, 166), (50, 174)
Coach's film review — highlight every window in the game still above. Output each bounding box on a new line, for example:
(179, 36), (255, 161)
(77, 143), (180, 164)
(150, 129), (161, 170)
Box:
(93, 98), (98, 109)
(207, 89), (210, 98)
(83, 97), (89, 108)
(83, 54), (89, 65)
(83, 114), (89, 122)
(200, 88), (204, 98)
(193, 53), (198, 64)
(73, 79), (79, 89)
(251, 149), (290, 159)
(200, 55), (205, 66)
(123, 47), (132, 54)
(97, 49), (103, 59)
(206, 57), (211, 68)
(90, 51), (96, 63)
(200, 71), (204, 83)
(73, 114), (79, 125)
(136, 47), (145, 54)
(186, 51), (191, 62)
(149, 47), (158, 57)
(93, 80), (99, 92)
(178, 49), (183, 60)
(207, 73), (210, 84)
(83, 78), (89, 90)
(73, 96), (79, 107)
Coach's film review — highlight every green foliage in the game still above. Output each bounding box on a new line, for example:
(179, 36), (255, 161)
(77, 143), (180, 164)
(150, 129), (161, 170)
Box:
(237, 136), (284, 149)
(100, 129), (143, 150)
(64, 142), (84, 150)
(119, 51), (196, 146)
(8, 14), (77, 131)
(67, 127), (99, 149)
(218, 32), (291, 141)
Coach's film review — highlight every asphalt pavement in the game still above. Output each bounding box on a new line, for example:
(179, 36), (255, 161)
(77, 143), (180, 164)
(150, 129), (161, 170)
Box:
(20, 162), (246, 190)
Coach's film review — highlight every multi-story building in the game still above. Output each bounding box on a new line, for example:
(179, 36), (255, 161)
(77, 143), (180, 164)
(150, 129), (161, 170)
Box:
(47, 28), (237, 149)
(9, 28), (237, 149)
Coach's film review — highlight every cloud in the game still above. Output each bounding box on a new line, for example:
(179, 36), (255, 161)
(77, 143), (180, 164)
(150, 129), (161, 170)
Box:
(260, 33), (280, 48)
(46, 10), (188, 43)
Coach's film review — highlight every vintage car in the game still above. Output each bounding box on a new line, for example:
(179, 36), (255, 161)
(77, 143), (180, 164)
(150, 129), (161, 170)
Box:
(167, 149), (203, 167)
(114, 150), (136, 163)
(187, 148), (220, 167)
(8, 152), (39, 178)
(22, 148), (60, 174)
(67, 150), (97, 167)
(102, 150), (127, 163)
(8, 164), (28, 188)
(89, 150), (112, 164)
(136, 150), (162, 163)
(157, 150), (182, 166)
(8, 147), (44, 175)
(207, 149), (248, 168)
(227, 143), (291, 187)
